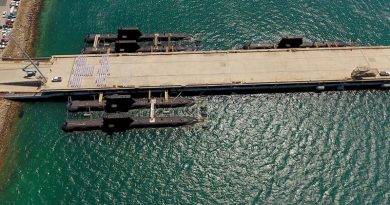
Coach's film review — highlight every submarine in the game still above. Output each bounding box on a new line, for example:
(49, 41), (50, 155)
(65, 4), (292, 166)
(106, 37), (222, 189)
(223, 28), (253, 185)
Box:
(82, 45), (193, 54)
(62, 113), (197, 132)
(84, 32), (193, 44)
(67, 94), (195, 112)
(243, 37), (357, 50)
(82, 27), (198, 54)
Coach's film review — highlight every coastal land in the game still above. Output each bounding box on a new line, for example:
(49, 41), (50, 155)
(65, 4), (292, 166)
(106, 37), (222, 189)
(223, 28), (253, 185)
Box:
(2, 0), (42, 58)
(0, 0), (42, 172)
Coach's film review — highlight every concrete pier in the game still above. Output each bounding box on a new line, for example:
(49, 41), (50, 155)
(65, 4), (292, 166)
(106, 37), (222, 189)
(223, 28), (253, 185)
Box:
(0, 46), (389, 96)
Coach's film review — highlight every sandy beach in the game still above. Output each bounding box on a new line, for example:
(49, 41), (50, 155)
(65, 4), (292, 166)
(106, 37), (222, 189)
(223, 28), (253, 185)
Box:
(0, 0), (42, 170)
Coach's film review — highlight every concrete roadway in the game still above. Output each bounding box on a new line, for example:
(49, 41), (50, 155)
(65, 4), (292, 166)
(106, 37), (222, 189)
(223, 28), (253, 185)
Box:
(0, 46), (390, 93)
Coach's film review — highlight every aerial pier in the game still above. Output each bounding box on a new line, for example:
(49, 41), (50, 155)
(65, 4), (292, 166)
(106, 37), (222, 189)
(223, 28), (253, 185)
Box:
(0, 46), (389, 99)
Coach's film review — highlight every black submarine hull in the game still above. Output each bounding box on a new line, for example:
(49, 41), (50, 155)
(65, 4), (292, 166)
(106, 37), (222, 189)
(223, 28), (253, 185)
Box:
(67, 97), (195, 112)
(83, 28), (197, 54)
(82, 46), (193, 54)
(243, 37), (357, 50)
(62, 116), (197, 132)
(85, 33), (192, 44)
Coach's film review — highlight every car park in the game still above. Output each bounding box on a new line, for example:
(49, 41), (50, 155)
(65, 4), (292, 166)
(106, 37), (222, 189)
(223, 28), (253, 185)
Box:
(0, 1), (19, 41)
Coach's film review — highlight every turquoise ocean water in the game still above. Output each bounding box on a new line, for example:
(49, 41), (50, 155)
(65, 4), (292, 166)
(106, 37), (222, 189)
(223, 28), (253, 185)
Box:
(1, 0), (390, 203)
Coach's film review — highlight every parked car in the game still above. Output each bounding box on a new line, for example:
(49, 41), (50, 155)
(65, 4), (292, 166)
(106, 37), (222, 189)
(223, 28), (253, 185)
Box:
(0, 42), (6, 49)
(10, 6), (16, 14)
(7, 13), (16, 19)
(51, 77), (62, 82)
(2, 11), (6, 18)
(379, 71), (390, 76)
(2, 30), (10, 37)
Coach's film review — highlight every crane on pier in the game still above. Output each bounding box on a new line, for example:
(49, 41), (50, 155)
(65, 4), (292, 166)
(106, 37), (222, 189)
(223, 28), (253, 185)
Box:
(7, 33), (47, 83)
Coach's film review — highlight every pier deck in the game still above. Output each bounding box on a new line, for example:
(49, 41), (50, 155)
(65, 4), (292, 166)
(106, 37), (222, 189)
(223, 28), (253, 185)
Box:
(0, 46), (390, 95)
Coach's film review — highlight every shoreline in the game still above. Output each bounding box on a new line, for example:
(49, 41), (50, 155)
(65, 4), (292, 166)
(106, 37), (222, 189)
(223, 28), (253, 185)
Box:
(0, 99), (21, 176)
(0, 0), (43, 173)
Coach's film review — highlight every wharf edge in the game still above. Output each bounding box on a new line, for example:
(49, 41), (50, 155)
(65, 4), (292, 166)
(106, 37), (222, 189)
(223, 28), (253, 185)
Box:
(0, 46), (389, 100)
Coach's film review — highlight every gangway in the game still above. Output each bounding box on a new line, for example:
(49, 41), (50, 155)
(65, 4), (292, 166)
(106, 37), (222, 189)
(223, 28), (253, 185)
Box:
(98, 93), (103, 103)
(93, 34), (100, 51)
(149, 98), (156, 123)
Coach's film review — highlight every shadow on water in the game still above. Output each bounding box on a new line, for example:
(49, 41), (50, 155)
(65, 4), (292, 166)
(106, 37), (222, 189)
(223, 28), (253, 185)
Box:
(1, 91), (390, 203)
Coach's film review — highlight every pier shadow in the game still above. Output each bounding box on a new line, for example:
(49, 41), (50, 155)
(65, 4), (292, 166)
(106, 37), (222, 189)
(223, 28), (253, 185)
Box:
(0, 81), (42, 87)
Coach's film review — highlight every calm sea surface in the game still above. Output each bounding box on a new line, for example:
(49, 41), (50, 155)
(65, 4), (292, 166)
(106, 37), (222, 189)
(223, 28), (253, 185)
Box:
(0, 0), (389, 203)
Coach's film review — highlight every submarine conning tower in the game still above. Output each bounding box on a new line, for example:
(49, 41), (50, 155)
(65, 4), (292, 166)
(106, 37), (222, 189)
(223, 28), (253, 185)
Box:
(102, 113), (133, 132)
(277, 36), (303, 48)
(105, 94), (135, 113)
(117, 27), (143, 40)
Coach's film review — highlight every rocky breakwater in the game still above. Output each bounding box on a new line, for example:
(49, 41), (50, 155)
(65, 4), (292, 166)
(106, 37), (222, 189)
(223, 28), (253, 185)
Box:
(0, 99), (21, 178)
